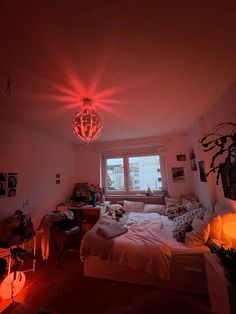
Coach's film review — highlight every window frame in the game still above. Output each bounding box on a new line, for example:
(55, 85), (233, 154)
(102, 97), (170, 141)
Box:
(102, 149), (166, 195)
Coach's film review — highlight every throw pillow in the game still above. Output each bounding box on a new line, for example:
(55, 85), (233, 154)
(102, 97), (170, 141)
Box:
(143, 204), (166, 215)
(185, 217), (210, 247)
(203, 208), (222, 241)
(173, 207), (206, 225)
(173, 222), (193, 242)
(123, 200), (144, 212)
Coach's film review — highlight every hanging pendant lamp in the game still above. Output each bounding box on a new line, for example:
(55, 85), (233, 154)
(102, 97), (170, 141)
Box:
(72, 98), (102, 143)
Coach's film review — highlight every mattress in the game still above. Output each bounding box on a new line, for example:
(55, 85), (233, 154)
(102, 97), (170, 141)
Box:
(80, 212), (210, 280)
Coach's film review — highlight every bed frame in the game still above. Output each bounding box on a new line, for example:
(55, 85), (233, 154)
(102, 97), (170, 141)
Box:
(83, 250), (209, 295)
(83, 196), (208, 295)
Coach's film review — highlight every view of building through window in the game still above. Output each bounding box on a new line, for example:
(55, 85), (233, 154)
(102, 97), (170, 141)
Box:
(106, 155), (162, 192)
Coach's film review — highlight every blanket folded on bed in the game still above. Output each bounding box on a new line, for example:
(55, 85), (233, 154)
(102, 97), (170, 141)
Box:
(97, 221), (128, 239)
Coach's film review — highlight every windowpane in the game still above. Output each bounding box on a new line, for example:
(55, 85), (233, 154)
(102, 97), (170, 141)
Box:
(106, 158), (124, 191)
(128, 155), (162, 191)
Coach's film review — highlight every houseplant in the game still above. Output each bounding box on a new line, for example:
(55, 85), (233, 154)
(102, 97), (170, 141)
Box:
(217, 247), (236, 284)
(88, 183), (102, 207)
(199, 122), (236, 185)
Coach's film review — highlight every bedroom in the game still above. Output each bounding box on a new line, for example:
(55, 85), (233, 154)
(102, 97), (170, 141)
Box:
(0, 0), (236, 313)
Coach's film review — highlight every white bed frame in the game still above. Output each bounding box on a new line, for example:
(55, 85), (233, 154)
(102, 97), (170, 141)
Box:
(83, 251), (209, 295)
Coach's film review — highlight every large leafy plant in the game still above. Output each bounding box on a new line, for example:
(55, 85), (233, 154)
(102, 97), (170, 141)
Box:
(199, 122), (236, 184)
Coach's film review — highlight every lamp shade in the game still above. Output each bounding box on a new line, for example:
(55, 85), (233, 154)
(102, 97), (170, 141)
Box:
(223, 220), (236, 248)
(72, 98), (102, 143)
(0, 271), (25, 299)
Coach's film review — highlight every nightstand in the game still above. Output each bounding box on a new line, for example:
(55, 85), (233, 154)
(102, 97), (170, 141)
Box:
(204, 254), (236, 314)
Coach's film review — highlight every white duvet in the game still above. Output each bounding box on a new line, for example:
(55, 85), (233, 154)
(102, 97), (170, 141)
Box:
(111, 212), (171, 280)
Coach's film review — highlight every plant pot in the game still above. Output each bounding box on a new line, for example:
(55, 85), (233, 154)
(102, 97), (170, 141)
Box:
(224, 267), (236, 284)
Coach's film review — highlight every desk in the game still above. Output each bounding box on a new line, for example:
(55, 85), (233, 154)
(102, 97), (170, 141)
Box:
(67, 204), (106, 232)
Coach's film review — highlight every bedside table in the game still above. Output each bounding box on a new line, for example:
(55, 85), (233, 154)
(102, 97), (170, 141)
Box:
(204, 254), (236, 314)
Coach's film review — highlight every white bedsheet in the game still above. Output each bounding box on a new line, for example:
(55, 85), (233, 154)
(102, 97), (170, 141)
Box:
(81, 212), (210, 281)
(111, 212), (171, 280)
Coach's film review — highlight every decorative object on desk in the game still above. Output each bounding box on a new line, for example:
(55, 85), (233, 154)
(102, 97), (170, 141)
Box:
(217, 247), (236, 284)
(199, 122), (236, 186)
(88, 183), (102, 207)
(72, 97), (102, 143)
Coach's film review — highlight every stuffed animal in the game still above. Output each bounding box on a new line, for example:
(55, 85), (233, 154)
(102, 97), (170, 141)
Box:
(107, 204), (126, 221)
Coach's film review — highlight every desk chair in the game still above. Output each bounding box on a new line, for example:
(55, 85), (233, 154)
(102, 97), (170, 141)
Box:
(51, 208), (81, 266)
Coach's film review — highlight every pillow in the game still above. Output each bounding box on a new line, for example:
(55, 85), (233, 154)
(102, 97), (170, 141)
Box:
(173, 222), (193, 242)
(123, 200), (144, 212)
(165, 197), (181, 205)
(185, 217), (210, 247)
(173, 207), (206, 225)
(203, 208), (222, 241)
(143, 204), (166, 215)
(181, 194), (199, 202)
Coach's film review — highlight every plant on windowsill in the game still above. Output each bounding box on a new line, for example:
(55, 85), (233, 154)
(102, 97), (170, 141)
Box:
(217, 247), (236, 284)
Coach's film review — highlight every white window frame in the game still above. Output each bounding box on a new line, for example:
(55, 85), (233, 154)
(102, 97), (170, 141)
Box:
(101, 148), (167, 195)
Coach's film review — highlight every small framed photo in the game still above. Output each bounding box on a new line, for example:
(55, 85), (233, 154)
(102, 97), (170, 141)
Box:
(176, 154), (186, 161)
(198, 160), (207, 182)
(0, 172), (7, 198)
(56, 180), (61, 184)
(171, 167), (185, 183)
(56, 174), (61, 179)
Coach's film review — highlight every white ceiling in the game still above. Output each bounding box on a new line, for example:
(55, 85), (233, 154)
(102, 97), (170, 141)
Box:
(1, 1), (236, 144)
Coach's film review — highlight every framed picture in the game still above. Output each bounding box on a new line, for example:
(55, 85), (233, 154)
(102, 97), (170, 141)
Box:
(171, 167), (185, 183)
(0, 172), (7, 198)
(198, 160), (207, 182)
(176, 154), (186, 161)
(7, 173), (18, 197)
(221, 162), (236, 201)
(189, 147), (196, 160)
(191, 159), (197, 171)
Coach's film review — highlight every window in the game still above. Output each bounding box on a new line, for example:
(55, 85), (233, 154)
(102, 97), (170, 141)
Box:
(102, 150), (165, 194)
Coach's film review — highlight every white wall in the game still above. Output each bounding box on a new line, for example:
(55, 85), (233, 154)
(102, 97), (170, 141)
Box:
(187, 81), (236, 211)
(0, 117), (77, 227)
(75, 132), (194, 198)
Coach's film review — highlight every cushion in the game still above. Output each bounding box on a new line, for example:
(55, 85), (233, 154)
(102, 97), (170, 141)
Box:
(182, 198), (201, 211)
(203, 208), (222, 241)
(123, 200), (144, 212)
(185, 217), (210, 247)
(181, 194), (199, 202)
(143, 204), (166, 215)
(173, 222), (193, 242)
(165, 197), (181, 205)
(173, 207), (206, 225)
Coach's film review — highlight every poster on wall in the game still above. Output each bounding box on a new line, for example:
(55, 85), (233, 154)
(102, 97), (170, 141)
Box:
(0, 172), (7, 197)
(198, 160), (207, 182)
(191, 159), (197, 171)
(221, 162), (236, 201)
(171, 167), (185, 183)
(189, 147), (197, 171)
(8, 173), (18, 197)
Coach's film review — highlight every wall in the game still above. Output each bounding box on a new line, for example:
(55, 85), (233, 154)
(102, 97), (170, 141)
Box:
(0, 117), (77, 226)
(75, 132), (194, 198)
(187, 81), (236, 211)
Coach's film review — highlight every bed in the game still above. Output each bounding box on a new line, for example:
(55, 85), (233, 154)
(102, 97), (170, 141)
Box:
(80, 203), (211, 295)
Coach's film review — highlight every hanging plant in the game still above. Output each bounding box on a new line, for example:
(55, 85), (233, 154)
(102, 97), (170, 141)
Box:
(199, 122), (236, 185)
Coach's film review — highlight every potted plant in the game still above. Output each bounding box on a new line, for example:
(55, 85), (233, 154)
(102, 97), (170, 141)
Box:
(217, 247), (236, 284)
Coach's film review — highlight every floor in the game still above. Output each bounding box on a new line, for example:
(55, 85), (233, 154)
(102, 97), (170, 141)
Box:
(0, 248), (211, 314)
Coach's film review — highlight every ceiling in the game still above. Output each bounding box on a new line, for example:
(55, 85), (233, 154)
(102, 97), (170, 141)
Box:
(1, 1), (236, 144)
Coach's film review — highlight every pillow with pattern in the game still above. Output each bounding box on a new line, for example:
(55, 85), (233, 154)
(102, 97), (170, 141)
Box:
(173, 222), (193, 242)
(173, 207), (206, 225)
